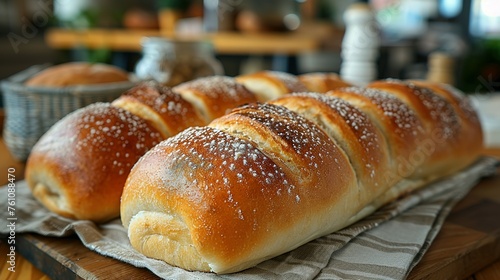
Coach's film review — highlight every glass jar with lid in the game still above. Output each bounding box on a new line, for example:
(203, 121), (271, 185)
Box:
(135, 37), (224, 86)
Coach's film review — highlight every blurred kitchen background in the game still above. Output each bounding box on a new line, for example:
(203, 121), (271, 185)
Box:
(0, 0), (500, 97)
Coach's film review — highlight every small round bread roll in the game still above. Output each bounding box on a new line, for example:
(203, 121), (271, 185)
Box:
(25, 62), (129, 87)
(25, 103), (163, 222)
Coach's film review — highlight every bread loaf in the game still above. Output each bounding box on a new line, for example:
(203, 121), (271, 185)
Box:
(24, 76), (264, 222)
(120, 79), (483, 273)
(25, 62), (129, 87)
(25, 103), (163, 222)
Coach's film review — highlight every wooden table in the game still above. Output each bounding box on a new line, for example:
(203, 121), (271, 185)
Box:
(1, 122), (499, 279)
(44, 22), (343, 74)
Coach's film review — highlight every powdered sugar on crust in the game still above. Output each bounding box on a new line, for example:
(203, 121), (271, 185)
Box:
(174, 76), (255, 102)
(288, 92), (382, 180)
(117, 82), (205, 136)
(293, 92), (379, 144)
(155, 87), (204, 126)
(337, 87), (425, 140)
(131, 83), (192, 116)
(440, 83), (481, 123)
(161, 126), (292, 186)
(381, 79), (460, 141)
(66, 103), (162, 175)
(232, 103), (334, 174)
(149, 126), (299, 222)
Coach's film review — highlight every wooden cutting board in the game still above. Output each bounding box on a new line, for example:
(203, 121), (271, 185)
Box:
(7, 164), (500, 280)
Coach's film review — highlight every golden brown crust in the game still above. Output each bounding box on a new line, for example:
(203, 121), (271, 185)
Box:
(408, 80), (484, 175)
(210, 103), (344, 185)
(235, 71), (308, 101)
(368, 80), (461, 141)
(326, 87), (428, 179)
(410, 80), (484, 148)
(25, 62), (129, 87)
(123, 106), (357, 272)
(270, 93), (392, 193)
(121, 78), (484, 274)
(367, 80), (466, 178)
(299, 72), (352, 93)
(173, 76), (258, 122)
(26, 103), (163, 222)
(112, 82), (205, 138)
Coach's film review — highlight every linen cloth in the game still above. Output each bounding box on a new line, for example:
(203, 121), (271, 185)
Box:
(0, 157), (498, 280)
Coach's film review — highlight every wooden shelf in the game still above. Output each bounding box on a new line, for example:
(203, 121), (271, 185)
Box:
(44, 22), (343, 55)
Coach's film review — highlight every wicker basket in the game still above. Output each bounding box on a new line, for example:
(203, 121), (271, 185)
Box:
(1, 64), (136, 161)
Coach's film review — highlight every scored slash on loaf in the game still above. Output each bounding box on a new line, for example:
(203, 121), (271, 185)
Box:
(120, 77), (483, 274)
